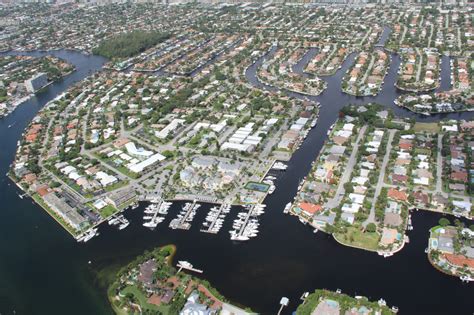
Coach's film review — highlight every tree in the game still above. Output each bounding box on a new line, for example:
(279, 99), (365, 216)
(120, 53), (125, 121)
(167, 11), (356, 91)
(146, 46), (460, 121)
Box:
(366, 223), (377, 233)
(439, 218), (450, 227)
(344, 182), (354, 194)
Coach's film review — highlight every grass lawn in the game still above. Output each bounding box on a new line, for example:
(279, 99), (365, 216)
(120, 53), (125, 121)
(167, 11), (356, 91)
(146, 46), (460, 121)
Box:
(413, 122), (440, 133)
(99, 205), (119, 219)
(335, 226), (380, 251)
(105, 180), (130, 192)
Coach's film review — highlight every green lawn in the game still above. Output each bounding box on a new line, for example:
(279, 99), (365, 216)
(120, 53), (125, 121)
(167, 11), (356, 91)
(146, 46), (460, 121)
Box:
(105, 180), (130, 192)
(99, 205), (119, 219)
(335, 227), (380, 251)
(413, 122), (440, 133)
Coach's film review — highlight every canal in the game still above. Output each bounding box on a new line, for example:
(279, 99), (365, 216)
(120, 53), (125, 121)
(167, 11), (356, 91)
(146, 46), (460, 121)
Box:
(0, 32), (473, 314)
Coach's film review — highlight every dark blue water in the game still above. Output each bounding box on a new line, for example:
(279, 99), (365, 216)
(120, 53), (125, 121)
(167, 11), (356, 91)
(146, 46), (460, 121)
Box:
(0, 40), (472, 315)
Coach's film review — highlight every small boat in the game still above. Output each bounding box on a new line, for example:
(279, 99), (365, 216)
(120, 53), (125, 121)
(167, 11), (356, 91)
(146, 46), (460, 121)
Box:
(283, 202), (291, 214)
(118, 222), (129, 230)
(460, 275), (474, 283)
(108, 217), (119, 225)
(143, 221), (158, 228)
(268, 185), (276, 194)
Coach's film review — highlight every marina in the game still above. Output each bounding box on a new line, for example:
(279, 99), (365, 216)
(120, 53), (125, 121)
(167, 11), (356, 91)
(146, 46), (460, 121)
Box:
(169, 200), (201, 230)
(108, 214), (130, 230)
(142, 198), (171, 229)
(200, 203), (231, 234)
(229, 204), (265, 241)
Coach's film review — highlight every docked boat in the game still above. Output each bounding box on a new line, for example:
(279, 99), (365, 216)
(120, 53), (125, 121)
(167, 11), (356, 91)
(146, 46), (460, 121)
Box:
(272, 162), (288, 170)
(118, 222), (129, 230)
(460, 275), (474, 283)
(268, 185), (276, 194)
(144, 220), (158, 228)
(80, 228), (98, 243)
(283, 202), (291, 214)
(108, 217), (119, 225)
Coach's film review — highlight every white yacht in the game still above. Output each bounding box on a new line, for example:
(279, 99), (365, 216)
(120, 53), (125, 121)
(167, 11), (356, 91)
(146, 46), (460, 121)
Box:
(118, 222), (129, 230)
(460, 275), (474, 283)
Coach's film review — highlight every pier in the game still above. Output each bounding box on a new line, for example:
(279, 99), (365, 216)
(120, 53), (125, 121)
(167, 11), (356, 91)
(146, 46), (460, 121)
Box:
(150, 198), (164, 221)
(177, 261), (203, 274)
(236, 205), (254, 237)
(230, 204), (264, 241)
(169, 200), (199, 230)
(200, 203), (231, 234)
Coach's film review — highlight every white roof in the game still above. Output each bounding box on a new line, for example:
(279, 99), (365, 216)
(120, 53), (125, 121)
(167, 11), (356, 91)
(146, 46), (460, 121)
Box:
(343, 123), (355, 131)
(125, 142), (153, 158)
(128, 153), (166, 173)
(221, 142), (251, 152)
(349, 193), (365, 204)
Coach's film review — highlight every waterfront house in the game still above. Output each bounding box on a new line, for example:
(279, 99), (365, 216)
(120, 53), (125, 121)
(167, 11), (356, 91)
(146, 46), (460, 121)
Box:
(388, 188), (408, 202)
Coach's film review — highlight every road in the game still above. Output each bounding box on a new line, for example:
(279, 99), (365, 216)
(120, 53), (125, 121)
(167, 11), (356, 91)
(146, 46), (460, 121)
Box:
(427, 24), (434, 48)
(415, 48), (423, 82)
(360, 54), (375, 86)
(436, 134), (443, 193)
(400, 25), (407, 46)
(325, 125), (367, 210)
(364, 129), (396, 227)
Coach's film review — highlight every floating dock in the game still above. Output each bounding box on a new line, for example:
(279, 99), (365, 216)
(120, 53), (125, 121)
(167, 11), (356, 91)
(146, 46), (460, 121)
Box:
(169, 200), (199, 230)
(200, 203), (231, 234)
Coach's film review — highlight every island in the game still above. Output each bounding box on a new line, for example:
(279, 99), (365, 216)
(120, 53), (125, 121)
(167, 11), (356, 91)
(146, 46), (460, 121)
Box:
(108, 245), (253, 314)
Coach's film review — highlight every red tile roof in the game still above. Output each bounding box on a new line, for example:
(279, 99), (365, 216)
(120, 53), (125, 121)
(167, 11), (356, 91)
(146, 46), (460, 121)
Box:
(388, 188), (408, 202)
(444, 253), (474, 269)
(299, 202), (322, 215)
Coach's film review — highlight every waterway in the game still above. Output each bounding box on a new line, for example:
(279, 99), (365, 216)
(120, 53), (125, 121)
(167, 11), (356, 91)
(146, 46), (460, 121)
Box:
(0, 30), (473, 315)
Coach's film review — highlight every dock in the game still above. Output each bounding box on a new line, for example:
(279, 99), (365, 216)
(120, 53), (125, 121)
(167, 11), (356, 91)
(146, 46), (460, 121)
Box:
(177, 260), (203, 274)
(236, 205), (254, 237)
(230, 204), (264, 241)
(200, 203), (231, 234)
(169, 200), (199, 230)
(150, 198), (164, 221)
